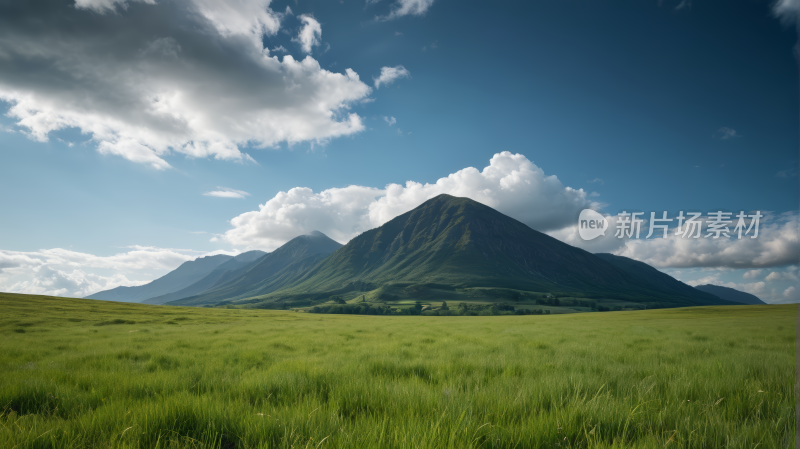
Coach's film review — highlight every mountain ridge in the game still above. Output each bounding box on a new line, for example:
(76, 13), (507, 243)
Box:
(167, 231), (342, 306)
(694, 284), (767, 305)
(238, 194), (732, 307)
(141, 250), (267, 305)
(85, 254), (233, 303)
(593, 253), (723, 305)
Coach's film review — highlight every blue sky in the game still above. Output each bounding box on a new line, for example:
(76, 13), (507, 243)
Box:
(0, 0), (797, 302)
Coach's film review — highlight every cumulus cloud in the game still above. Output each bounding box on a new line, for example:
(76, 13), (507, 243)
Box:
(374, 66), (411, 88)
(766, 270), (798, 281)
(742, 269), (763, 279)
(293, 15), (322, 54)
(0, 1), (372, 170)
(221, 152), (592, 250)
(383, 116), (397, 126)
(203, 187), (251, 199)
(608, 212), (799, 269)
(0, 246), (235, 297)
(551, 208), (799, 269)
(374, 0), (436, 21)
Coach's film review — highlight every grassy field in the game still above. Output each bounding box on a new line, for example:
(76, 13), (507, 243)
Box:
(0, 292), (794, 449)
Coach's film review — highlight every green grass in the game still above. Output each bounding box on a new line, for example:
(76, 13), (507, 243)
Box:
(0, 292), (794, 448)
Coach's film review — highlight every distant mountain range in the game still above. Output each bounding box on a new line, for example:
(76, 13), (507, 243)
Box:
(165, 231), (342, 306)
(86, 194), (758, 309)
(694, 284), (766, 305)
(86, 232), (341, 306)
(85, 254), (237, 302)
(140, 250), (267, 305)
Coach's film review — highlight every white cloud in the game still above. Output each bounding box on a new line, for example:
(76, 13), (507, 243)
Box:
(7, 267), (144, 299)
(203, 187), (251, 199)
(0, 246), (235, 297)
(221, 152), (592, 250)
(293, 15), (322, 54)
(544, 206), (799, 271)
(0, 2), (372, 170)
(374, 66), (411, 88)
(627, 217), (797, 268)
(383, 116), (397, 126)
(375, 0), (436, 21)
(743, 269), (763, 279)
(766, 270), (798, 281)
(189, 0), (283, 43)
(574, 212), (799, 269)
(784, 286), (797, 298)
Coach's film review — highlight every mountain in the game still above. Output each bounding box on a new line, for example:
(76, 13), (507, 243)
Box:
(593, 253), (724, 306)
(694, 284), (767, 305)
(85, 254), (233, 303)
(165, 231), (342, 306)
(240, 194), (732, 307)
(141, 250), (267, 305)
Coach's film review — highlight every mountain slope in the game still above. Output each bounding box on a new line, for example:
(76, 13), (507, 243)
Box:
(85, 254), (233, 303)
(247, 194), (731, 306)
(694, 284), (767, 305)
(167, 231), (342, 306)
(593, 253), (724, 306)
(141, 250), (267, 305)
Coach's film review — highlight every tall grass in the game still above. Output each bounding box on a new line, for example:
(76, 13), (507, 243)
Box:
(0, 293), (794, 448)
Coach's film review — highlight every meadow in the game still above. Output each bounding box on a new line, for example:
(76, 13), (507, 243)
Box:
(0, 292), (795, 448)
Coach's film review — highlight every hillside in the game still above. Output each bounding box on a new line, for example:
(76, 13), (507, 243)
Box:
(84, 254), (233, 303)
(694, 284), (767, 305)
(239, 195), (733, 308)
(593, 253), (723, 305)
(167, 231), (342, 306)
(141, 250), (267, 305)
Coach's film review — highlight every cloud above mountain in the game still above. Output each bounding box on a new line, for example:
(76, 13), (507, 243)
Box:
(0, 0), (372, 169)
(221, 150), (798, 277)
(221, 152), (593, 250)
